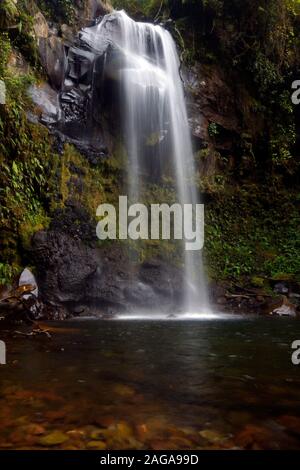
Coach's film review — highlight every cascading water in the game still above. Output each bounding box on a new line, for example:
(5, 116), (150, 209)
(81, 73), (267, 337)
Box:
(82, 10), (209, 313)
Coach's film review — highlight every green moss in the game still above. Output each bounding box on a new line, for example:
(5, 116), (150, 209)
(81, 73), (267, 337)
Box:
(20, 209), (50, 251)
(58, 143), (123, 217)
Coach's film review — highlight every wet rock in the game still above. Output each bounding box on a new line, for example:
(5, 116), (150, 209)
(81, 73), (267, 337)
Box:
(10, 428), (39, 446)
(168, 436), (195, 449)
(86, 440), (107, 449)
(277, 415), (300, 436)
(19, 268), (38, 298)
(31, 229), (183, 317)
(61, 88), (87, 124)
(0, 278), (43, 322)
(7, 49), (30, 75)
(150, 440), (179, 450)
(208, 281), (227, 301)
(61, 24), (75, 43)
(89, 429), (106, 440)
(32, 230), (98, 305)
(139, 260), (184, 307)
(274, 282), (289, 295)
(184, 63), (241, 144)
(199, 429), (227, 443)
(28, 83), (60, 124)
(39, 431), (69, 446)
(268, 296), (296, 317)
(74, 0), (113, 29)
(32, 11), (49, 40)
(113, 384), (136, 398)
(24, 424), (45, 436)
(123, 282), (156, 308)
(67, 429), (86, 440)
(102, 422), (143, 450)
(32, 9), (66, 89)
(38, 35), (66, 89)
(234, 424), (276, 450)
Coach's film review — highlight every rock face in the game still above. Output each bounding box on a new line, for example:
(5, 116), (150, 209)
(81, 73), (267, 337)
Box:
(73, 0), (113, 28)
(38, 35), (66, 90)
(32, 230), (184, 316)
(32, 231), (98, 306)
(30, 10), (127, 161)
(184, 63), (241, 144)
(31, 10), (66, 89)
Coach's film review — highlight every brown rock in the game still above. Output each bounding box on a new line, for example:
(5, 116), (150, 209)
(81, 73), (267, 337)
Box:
(234, 424), (273, 449)
(277, 415), (300, 436)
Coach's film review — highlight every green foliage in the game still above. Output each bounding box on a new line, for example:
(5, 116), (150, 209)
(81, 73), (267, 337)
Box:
(39, 0), (78, 24)
(172, 0), (300, 168)
(0, 30), (57, 278)
(0, 1), (40, 68)
(0, 0), (19, 29)
(208, 122), (219, 137)
(0, 32), (11, 77)
(252, 53), (283, 94)
(205, 185), (300, 282)
(0, 262), (19, 285)
(113, 0), (165, 17)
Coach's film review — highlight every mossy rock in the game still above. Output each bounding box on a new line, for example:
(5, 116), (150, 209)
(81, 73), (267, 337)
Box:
(250, 276), (265, 288)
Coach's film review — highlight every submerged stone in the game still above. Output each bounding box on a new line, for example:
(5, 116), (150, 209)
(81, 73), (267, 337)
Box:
(39, 431), (69, 446)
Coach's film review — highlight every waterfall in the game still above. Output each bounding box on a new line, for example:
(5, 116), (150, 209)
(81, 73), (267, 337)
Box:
(83, 10), (209, 313)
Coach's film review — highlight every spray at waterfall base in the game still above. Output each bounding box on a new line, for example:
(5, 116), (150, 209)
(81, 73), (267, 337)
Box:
(96, 196), (204, 251)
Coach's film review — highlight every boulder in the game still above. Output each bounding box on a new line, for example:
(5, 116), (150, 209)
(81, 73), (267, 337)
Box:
(267, 296), (297, 317)
(75, 0), (113, 29)
(19, 268), (38, 298)
(31, 230), (186, 316)
(32, 11), (49, 39)
(31, 9), (66, 89)
(31, 230), (98, 305)
(28, 82), (60, 124)
(38, 35), (66, 89)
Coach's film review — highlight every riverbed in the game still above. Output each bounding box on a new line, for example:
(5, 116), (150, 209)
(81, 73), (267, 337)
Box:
(0, 315), (300, 449)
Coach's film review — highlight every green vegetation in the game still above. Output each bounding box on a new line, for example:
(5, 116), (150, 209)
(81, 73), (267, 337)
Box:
(114, 1), (300, 169)
(38, 0), (75, 24)
(0, 31), (54, 283)
(113, 0), (164, 17)
(1, 0), (300, 289)
(0, 0), (40, 68)
(205, 185), (300, 282)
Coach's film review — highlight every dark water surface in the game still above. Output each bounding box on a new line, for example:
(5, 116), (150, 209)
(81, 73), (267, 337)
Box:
(1, 316), (300, 449)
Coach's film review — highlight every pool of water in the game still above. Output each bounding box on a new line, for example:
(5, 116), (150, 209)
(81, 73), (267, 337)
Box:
(0, 315), (300, 449)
